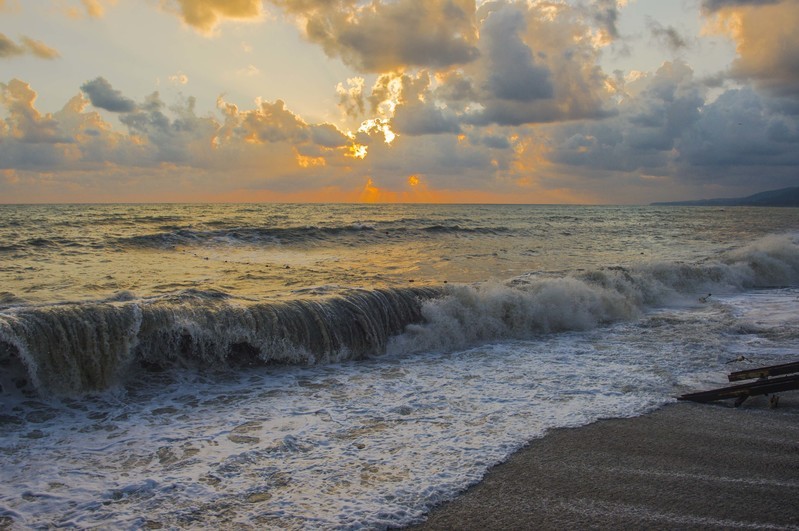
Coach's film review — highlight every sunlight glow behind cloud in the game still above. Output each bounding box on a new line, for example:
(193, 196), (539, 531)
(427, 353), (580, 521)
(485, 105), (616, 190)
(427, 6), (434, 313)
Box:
(0, 0), (798, 203)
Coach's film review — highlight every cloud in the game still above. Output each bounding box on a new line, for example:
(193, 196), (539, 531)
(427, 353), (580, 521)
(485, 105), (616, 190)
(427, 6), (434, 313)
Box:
(234, 98), (310, 144)
(81, 0), (110, 17)
(590, 0), (624, 44)
(169, 72), (189, 85)
(160, 0), (263, 33)
(0, 33), (60, 59)
(20, 37), (61, 59)
(547, 61), (705, 171)
(538, 59), (799, 200)
(336, 2), (619, 133)
(1, 78), (366, 202)
(81, 77), (138, 112)
(677, 87), (799, 181)
(700, 0), (780, 13)
(57, 0), (115, 19)
(310, 123), (349, 148)
(456, 2), (614, 126)
(392, 103), (461, 136)
(382, 72), (462, 135)
(479, 5), (553, 102)
(336, 77), (366, 118)
(0, 79), (69, 144)
(704, 0), (799, 96)
(0, 33), (24, 58)
(273, 0), (479, 72)
(4, 0), (799, 204)
(646, 18), (688, 51)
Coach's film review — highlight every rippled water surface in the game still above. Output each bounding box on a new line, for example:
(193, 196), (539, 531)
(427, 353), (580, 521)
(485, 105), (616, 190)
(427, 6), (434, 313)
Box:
(2, 203), (797, 304)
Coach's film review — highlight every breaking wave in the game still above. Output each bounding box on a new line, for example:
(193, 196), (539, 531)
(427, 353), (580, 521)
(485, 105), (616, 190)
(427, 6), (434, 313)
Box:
(390, 234), (799, 354)
(0, 287), (437, 396)
(1, 234), (797, 396)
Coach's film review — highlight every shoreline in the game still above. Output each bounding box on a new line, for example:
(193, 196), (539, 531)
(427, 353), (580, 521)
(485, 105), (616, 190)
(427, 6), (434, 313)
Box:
(408, 396), (799, 530)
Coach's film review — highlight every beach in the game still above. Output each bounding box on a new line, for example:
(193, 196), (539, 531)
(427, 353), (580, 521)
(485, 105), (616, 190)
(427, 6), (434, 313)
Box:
(411, 396), (799, 530)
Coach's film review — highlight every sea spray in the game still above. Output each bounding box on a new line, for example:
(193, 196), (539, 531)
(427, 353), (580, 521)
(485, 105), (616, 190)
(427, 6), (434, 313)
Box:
(389, 234), (799, 355)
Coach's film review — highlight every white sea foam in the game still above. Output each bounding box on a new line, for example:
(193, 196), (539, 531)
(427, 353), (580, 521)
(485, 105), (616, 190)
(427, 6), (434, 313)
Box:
(388, 233), (799, 356)
(1, 288), (796, 529)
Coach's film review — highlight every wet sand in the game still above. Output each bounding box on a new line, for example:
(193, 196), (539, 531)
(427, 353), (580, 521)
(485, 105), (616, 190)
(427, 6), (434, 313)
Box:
(409, 396), (799, 530)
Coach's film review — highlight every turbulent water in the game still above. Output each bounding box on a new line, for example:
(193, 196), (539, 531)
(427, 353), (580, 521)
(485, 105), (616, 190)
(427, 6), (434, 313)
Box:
(1, 203), (799, 529)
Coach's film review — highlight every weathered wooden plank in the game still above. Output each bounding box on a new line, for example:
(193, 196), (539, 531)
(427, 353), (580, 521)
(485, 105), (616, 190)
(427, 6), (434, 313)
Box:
(727, 361), (799, 382)
(678, 374), (799, 404)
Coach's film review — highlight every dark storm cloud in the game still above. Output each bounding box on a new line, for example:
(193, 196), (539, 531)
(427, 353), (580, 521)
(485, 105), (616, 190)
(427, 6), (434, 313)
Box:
(678, 88), (799, 171)
(477, 134), (511, 149)
(454, 2), (614, 127)
(392, 103), (462, 135)
(81, 77), (138, 112)
(545, 60), (799, 191)
(273, 0), (479, 72)
(480, 6), (553, 102)
(700, 0), (780, 13)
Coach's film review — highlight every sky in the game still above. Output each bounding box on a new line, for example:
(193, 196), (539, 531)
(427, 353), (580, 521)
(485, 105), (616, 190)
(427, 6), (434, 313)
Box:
(1, 0), (798, 204)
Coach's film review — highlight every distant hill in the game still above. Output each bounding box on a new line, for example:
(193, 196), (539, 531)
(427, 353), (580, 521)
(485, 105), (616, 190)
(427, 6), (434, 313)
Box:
(651, 186), (799, 207)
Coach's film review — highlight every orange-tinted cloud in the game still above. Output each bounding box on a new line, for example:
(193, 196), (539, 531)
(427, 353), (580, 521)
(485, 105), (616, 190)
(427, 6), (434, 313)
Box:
(0, 34), (60, 60)
(82, 0), (109, 17)
(58, 0), (115, 19)
(20, 37), (60, 59)
(0, 79), (65, 143)
(160, 0), (262, 33)
(704, 0), (799, 95)
(1, 78), (375, 201)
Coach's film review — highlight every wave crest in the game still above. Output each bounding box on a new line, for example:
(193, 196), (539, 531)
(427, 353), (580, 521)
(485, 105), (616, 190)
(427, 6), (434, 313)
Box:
(0, 288), (438, 396)
(2, 233), (797, 397)
(388, 233), (799, 354)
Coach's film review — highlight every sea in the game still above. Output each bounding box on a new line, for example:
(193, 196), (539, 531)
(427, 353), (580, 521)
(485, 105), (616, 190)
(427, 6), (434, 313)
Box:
(1, 203), (798, 529)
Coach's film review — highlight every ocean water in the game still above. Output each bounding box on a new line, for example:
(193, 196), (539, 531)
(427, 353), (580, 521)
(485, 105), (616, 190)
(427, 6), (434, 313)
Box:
(1, 203), (798, 529)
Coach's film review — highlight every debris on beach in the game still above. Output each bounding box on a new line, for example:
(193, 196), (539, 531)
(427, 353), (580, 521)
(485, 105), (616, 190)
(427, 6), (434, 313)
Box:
(678, 360), (799, 407)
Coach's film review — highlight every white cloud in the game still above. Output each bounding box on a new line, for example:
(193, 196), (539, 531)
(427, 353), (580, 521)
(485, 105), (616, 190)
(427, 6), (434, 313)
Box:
(168, 72), (189, 85)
